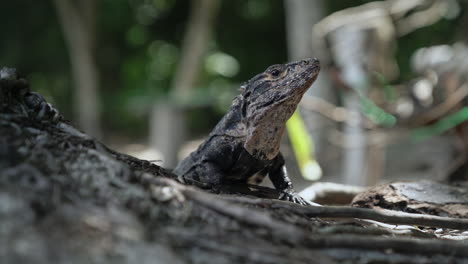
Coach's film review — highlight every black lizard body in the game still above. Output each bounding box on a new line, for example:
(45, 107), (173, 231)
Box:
(174, 58), (320, 205)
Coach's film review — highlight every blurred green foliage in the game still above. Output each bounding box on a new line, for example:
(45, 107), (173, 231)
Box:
(412, 107), (468, 141)
(0, 0), (466, 139)
(360, 97), (397, 127)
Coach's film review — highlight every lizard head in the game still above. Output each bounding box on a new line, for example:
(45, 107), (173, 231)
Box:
(239, 58), (320, 160)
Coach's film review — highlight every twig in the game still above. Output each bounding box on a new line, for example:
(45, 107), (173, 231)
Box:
(303, 234), (468, 257)
(409, 83), (468, 126)
(148, 177), (306, 239)
(196, 193), (468, 257)
(159, 176), (468, 231)
(218, 193), (468, 230)
(155, 176), (468, 231)
(394, 0), (450, 37)
(274, 202), (468, 230)
(179, 228), (468, 260)
(175, 232), (330, 264)
(149, 178), (468, 257)
(300, 96), (375, 127)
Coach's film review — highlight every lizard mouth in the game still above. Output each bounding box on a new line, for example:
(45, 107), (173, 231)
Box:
(267, 58), (320, 105)
(291, 58), (320, 72)
(291, 58), (320, 83)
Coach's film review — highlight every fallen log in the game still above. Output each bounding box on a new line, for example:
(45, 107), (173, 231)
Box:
(1, 68), (467, 264)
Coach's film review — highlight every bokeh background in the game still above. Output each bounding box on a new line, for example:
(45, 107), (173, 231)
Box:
(2, 0), (468, 190)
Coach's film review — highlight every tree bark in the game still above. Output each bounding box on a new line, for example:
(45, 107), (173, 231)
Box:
(1, 69), (468, 263)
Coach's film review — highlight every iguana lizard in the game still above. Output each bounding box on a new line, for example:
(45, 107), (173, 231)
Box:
(174, 58), (320, 205)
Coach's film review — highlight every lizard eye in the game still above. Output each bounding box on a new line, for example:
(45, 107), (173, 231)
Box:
(270, 69), (281, 77)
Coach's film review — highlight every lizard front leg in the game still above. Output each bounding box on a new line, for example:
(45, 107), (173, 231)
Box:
(178, 161), (224, 189)
(268, 153), (310, 205)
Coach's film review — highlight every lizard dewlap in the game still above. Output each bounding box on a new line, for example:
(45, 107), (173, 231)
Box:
(174, 58), (320, 205)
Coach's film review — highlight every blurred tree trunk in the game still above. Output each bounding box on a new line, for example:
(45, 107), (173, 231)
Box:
(53, 0), (101, 139)
(330, 28), (369, 186)
(284, 0), (334, 186)
(284, 0), (335, 146)
(285, 0), (320, 60)
(171, 0), (220, 99)
(151, 0), (220, 167)
(457, 2), (468, 43)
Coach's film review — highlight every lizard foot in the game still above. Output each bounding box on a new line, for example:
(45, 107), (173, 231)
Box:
(279, 192), (310, 206)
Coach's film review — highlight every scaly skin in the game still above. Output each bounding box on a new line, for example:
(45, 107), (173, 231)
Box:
(174, 58), (320, 205)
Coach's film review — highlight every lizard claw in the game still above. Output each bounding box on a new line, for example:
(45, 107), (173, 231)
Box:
(279, 192), (311, 206)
